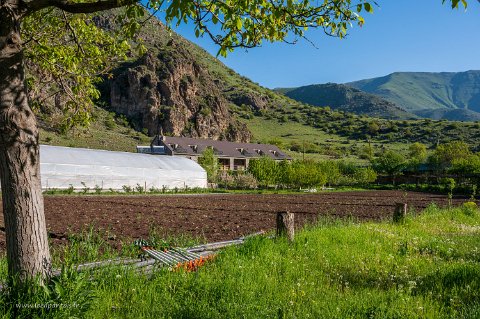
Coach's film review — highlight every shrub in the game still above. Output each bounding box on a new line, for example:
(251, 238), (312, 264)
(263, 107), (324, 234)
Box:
(80, 182), (89, 194)
(358, 144), (374, 160)
(135, 183), (145, 193)
(217, 171), (235, 188)
(353, 167), (378, 185)
(104, 117), (116, 129)
(440, 178), (456, 193)
(94, 185), (102, 194)
(149, 186), (159, 193)
(462, 201), (477, 216)
(367, 121), (380, 135)
(66, 184), (74, 194)
(234, 173), (258, 189)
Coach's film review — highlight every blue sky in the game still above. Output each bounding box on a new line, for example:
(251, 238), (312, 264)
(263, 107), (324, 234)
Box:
(167, 0), (480, 89)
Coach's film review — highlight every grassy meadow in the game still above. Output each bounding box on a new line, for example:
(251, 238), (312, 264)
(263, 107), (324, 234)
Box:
(39, 106), (151, 153)
(1, 204), (479, 318)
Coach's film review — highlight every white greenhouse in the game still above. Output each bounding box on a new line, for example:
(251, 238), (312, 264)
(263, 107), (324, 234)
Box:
(40, 145), (207, 190)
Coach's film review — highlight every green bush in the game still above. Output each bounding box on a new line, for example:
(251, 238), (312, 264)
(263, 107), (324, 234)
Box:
(462, 201), (478, 216)
(234, 173), (258, 189)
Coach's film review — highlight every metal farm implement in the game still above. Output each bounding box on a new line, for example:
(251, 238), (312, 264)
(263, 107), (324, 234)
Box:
(133, 236), (254, 272)
(139, 246), (212, 271)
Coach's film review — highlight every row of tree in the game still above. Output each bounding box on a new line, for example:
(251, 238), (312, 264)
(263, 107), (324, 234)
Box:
(372, 141), (480, 177)
(198, 148), (377, 189)
(199, 140), (480, 190)
(248, 157), (377, 189)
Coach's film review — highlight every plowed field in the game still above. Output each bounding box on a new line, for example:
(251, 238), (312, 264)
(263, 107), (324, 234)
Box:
(0, 191), (470, 250)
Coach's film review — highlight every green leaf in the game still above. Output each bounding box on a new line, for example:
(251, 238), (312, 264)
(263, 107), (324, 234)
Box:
(236, 18), (243, 30)
(364, 2), (373, 13)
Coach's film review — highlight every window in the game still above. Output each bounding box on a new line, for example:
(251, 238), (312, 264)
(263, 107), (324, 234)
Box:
(254, 149), (264, 156)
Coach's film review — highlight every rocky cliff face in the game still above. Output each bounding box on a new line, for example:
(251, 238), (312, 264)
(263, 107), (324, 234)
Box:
(109, 40), (251, 142)
(227, 89), (269, 111)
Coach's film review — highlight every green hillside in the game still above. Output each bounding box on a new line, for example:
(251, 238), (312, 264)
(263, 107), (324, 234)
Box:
(38, 106), (151, 152)
(348, 71), (480, 120)
(416, 108), (480, 121)
(242, 103), (480, 160)
(277, 83), (416, 120)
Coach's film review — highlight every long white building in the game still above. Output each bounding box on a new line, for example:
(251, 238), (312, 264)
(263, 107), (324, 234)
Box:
(40, 145), (207, 190)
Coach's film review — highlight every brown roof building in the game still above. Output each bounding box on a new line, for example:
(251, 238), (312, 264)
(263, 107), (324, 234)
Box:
(137, 136), (291, 171)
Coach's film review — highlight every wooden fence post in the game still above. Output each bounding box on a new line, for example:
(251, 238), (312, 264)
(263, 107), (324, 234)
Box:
(276, 211), (294, 241)
(393, 203), (407, 223)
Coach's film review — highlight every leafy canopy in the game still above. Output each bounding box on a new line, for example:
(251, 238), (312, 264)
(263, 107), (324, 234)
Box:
(152, 0), (374, 57)
(22, 5), (146, 132)
(198, 147), (219, 182)
(372, 150), (405, 175)
(429, 141), (471, 171)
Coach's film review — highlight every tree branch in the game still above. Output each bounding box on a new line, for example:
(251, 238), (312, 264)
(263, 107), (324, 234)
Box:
(61, 10), (85, 55)
(23, 0), (138, 16)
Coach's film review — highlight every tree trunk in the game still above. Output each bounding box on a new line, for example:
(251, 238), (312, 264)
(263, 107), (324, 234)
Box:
(0, 4), (52, 281)
(276, 211), (294, 241)
(393, 203), (407, 223)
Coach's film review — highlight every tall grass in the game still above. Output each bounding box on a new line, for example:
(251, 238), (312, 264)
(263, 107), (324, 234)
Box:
(1, 204), (479, 318)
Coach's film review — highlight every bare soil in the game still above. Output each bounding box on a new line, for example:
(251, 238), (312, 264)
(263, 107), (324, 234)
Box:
(0, 191), (470, 251)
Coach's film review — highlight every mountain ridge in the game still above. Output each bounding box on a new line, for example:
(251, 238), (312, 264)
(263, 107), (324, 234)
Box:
(277, 83), (417, 120)
(347, 70), (480, 120)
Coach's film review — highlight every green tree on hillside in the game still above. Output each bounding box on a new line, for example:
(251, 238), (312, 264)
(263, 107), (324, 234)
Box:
(248, 157), (278, 187)
(288, 160), (327, 189)
(353, 167), (378, 186)
(358, 141), (374, 160)
(318, 161), (342, 186)
(0, 0), (470, 281)
(429, 141), (471, 172)
(450, 154), (480, 175)
(372, 150), (406, 185)
(367, 121), (380, 135)
(408, 142), (427, 170)
(409, 142), (427, 162)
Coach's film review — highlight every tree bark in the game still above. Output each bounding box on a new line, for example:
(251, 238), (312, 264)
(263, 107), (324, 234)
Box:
(276, 211), (294, 241)
(393, 203), (407, 223)
(0, 2), (52, 281)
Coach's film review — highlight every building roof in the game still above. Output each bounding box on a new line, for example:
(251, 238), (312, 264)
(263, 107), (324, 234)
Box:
(41, 145), (204, 172)
(39, 145), (207, 190)
(156, 136), (291, 160)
